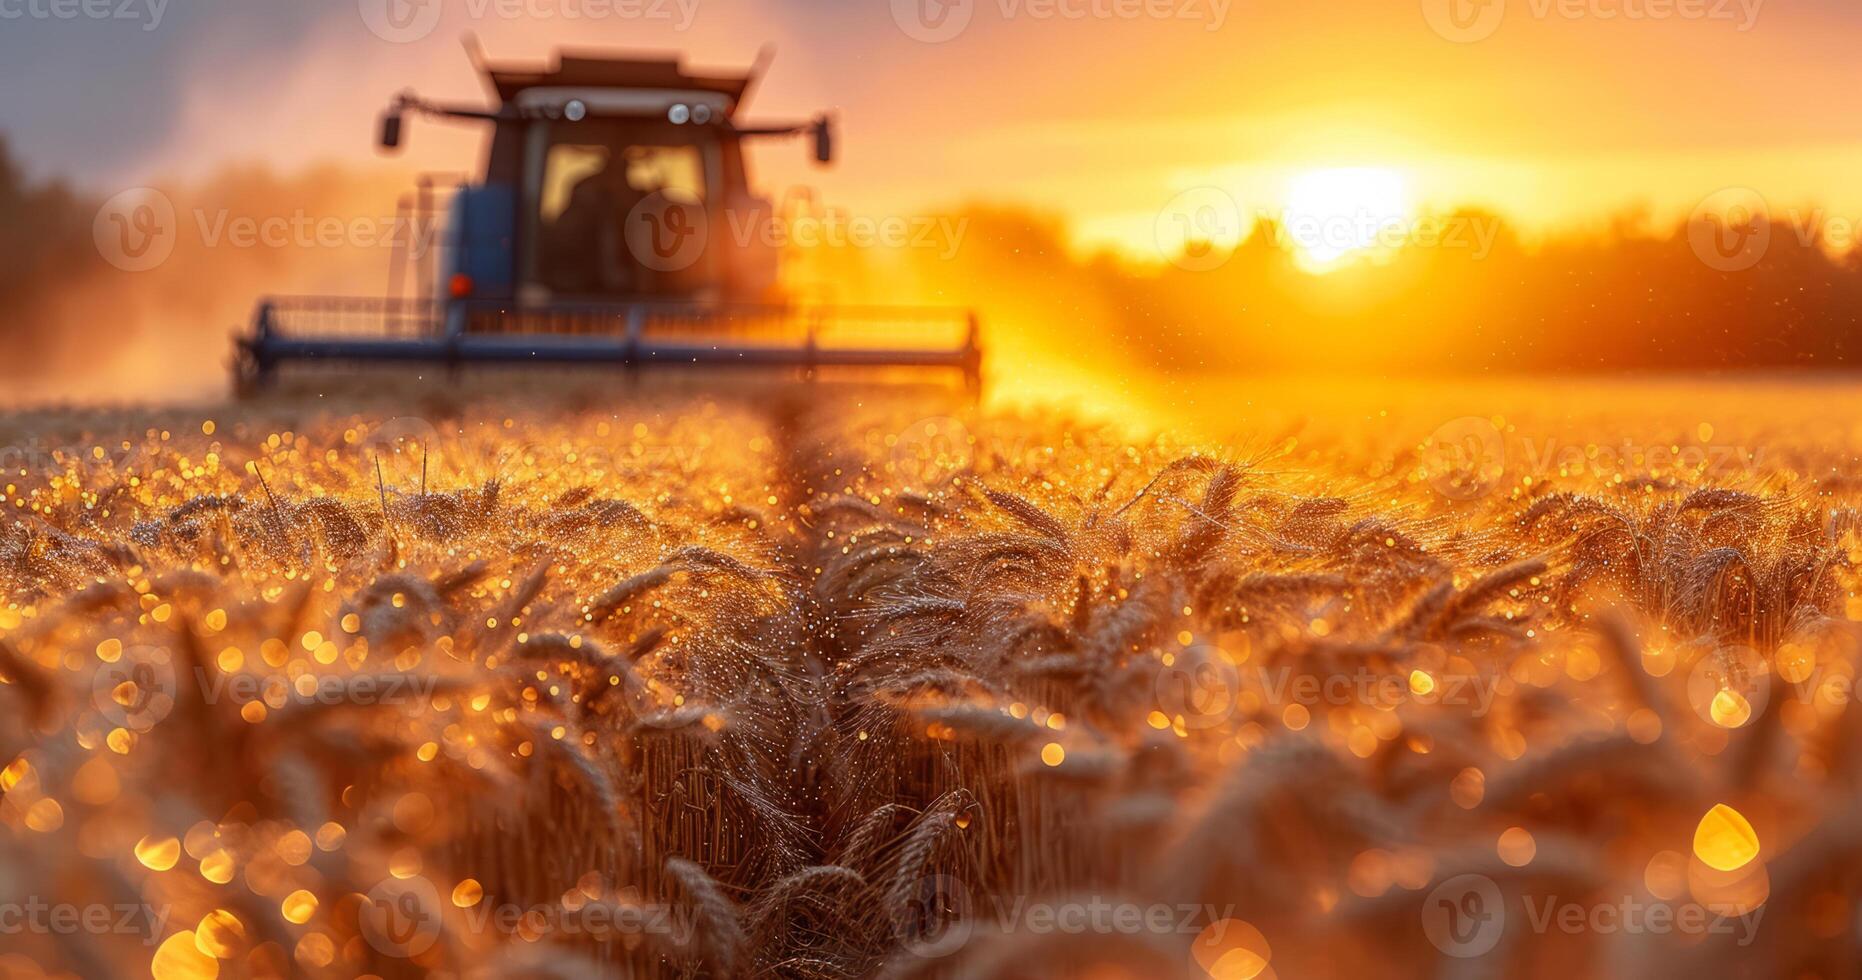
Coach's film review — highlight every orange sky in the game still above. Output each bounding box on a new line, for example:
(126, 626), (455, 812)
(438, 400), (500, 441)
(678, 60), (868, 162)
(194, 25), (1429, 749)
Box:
(8, 0), (1862, 261)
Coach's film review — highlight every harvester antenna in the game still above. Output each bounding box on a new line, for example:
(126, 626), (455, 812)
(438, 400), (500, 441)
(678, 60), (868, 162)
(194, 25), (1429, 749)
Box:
(462, 33), (496, 98)
(740, 44), (776, 113)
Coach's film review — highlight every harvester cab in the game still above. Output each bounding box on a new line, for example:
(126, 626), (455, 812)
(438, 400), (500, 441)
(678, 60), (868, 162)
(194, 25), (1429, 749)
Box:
(236, 48), (980, 390)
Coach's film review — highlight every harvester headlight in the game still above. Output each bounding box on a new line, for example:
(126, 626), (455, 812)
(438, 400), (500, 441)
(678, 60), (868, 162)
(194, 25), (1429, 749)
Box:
(668, 104), (692, 125)
(691, 104), (712, 125)
(564, 99), (587, 122)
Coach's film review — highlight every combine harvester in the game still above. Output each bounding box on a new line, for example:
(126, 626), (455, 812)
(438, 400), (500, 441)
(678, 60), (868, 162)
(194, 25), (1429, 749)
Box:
(236, 46), (981, 390)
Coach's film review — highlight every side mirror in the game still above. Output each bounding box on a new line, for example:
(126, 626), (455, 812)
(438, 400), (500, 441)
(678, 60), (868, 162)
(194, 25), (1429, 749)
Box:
(380, 111), (403, 151)
(812, 116), (834, 165)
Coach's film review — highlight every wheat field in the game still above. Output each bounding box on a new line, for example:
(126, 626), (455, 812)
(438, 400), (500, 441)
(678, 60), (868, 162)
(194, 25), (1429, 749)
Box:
(0, 374), (1857, 979)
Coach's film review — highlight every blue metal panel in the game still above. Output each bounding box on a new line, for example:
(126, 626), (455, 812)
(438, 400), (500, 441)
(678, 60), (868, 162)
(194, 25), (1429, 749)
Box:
(446, 184), (516, 299)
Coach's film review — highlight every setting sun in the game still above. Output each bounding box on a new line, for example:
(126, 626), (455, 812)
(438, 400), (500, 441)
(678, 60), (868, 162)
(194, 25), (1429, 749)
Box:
(1281, 167), (1412, 269)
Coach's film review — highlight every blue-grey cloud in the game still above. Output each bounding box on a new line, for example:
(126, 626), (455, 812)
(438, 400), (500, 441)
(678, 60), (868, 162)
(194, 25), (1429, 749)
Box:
(0, 0), (339, 181)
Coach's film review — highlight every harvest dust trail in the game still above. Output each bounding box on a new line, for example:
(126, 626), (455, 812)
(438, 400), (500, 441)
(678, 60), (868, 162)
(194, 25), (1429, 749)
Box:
(757, 394), (877, 847)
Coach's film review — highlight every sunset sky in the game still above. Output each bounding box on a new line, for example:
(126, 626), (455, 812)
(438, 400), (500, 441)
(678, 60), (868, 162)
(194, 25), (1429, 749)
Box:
(4, 0), (1862, 262)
